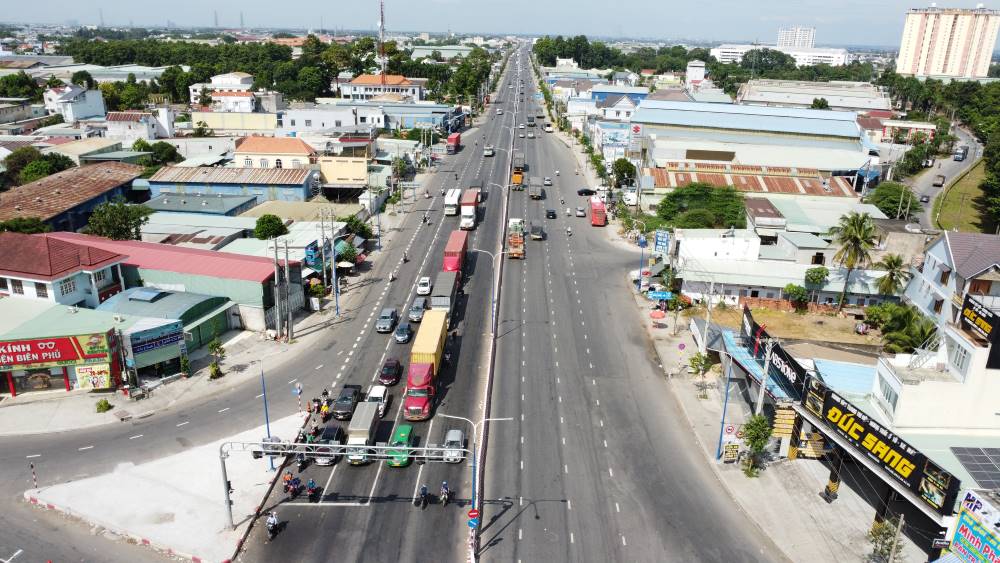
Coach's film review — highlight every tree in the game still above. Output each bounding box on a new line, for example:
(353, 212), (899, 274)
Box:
(337, 243), (358, 263)
(0, 71), (43, 100)
(805, 266), (829, 287)
(70, 70), (96, 89)
(611, 158), (636, 188)
(2, 146), (43, 186)
(197, 86), (212, 106)
(45, 75), (65, 88)
(866, 181), (923, 219)
(784, 284), (809, 308)
(341, 214), (373, 239)
(18, 159), (53, 184)
(875, 254), (912, 296)
(150, 141), (182, 164)
(742, 414), (773, 476)
(85, 198), (153, 240)
(192, 121), (214, 137)
(391, 157), (408, 183)
(868, 515), (905, 563)
(0, 217), (51, 234)
(830, 212), (876, 311)
(253, 214), (289, 240)
(657, 183), (746, 228)
(208, 336), (226, 379)
(674, 208), (717, 228)
(810, 97), (830, 109)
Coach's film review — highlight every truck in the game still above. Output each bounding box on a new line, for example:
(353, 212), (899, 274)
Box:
(404, 310), (448, 420)
(444, 188), (462, 215)
(590, 195), (607, 226)
(528, 176), (543, 200)
(933, 174), (946, 187)
(953, 145), (970, 161)
(507, 218), (525, 259)
(512, 151), (525, 187)
(446, 132), (461, 154)
(345, 402), (380, 465)
(430, 270), (460, 318)
(459, 189), (479, 230)
(527, 115), (535, 127)
(442, 230), (468, 274)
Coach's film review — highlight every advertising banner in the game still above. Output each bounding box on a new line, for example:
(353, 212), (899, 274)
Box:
(950, 508), (1000, 563)
(0, 333), (111, 370)
(802, 377), (960, 516)
(960, 294), (998, 343)
(739, 306), (807, 398)
(76, 364), (113, 390)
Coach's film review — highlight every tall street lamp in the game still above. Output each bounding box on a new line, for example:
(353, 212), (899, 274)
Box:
(255, 359), (275, 472)
(470, 249), (507, 333)
(438, 414), (512, 515)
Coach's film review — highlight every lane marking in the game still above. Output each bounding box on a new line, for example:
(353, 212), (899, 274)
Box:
(218, 408), (230, 413)
(256, 393), (264, 399)
(615, 502), (620, 513)
(518, 528), (523, 540)
(315, 364), (323, 370)
(176, 421), (189, 427)
(25, 454), (40, 458)
(609, 467), (614, 477)
(571, 532), (575, 544)
(78, 445), (94, 451)
(520, 460), (524, 470)
(567, 499), (572, 510)
(604, 439), (608, 448)
(288, 378), (297, 384)
(130, 434), (144, 440)
(621, 535), (627, 546)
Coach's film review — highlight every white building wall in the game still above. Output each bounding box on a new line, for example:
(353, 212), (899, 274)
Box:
(106, 119), (156, 143)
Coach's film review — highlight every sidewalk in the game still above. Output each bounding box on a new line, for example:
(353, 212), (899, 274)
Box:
(625, 269), (927, 562)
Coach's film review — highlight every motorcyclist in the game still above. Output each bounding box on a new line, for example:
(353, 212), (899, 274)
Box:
(310, 419), (320, 435)
(440, 481), (450, 497)
(320, 388), (329, 401)
(282, 471), (292, 487)
(307, 478), (317, 492)
(419, 484), (428, 505)
(566, 226), (572, 236)
(403, 252), (408, 263)
(319, 402), (330, 419)
(266, 511), (278, 529)
(556, 170), (560, 176)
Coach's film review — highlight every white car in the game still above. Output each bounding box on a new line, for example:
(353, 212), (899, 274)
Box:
(443, 429), (466, 463)
(543, 177), (552, 186)
(416, 276), (432, 296)
(519, 124), (526, 129)
(519, 133), (525, 138)
(527, 132), (535, 139)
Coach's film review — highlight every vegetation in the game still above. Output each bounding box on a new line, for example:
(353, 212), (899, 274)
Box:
(810, 97), (830, 109)
(783, 284), (809, 308)
(656, 183), (746, 228)
(192, 121), (214, 137)
(208, 336), (226, 380)
(131, 139), (184, 167)
(95, 398), (113, 413)
(804, 266), (829, 288)
(0, 217), (51, 234)
(85, 198), (153, 240)
(936, 161), (989, 232)
(253, 214), (289, 240)
(0, 71), (43, 101)
(829, 212), (876, 310)
(741, 414), (773, 477)
(868, 515), (905, 563)
(179, 355), (191, 377)
(337, 243), (358, 263)
(874, 254), (912, 296)
(864, 303), (937, 353)
(611, 158), (636, 188)
(865, 181), (923, 220)
(340, 215), (374, 239)
(2, 147), (75, 189)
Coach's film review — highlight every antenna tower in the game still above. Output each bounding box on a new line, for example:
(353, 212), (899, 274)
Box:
(379, 0), (387, 88)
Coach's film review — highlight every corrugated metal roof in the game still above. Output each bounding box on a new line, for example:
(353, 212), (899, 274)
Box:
(0, 300), (141, 340)
(944, 231), (1000, 279)
(0, 162), (142, 222)
(148, 166), (313, 185)
(42, 232), (293, 283)
(680, 257), (887, 295)
(106, 111), (152, 122)
(0, 232), (125, 281)
(633, 100), (862, 138)
(97, 287), (229, 321)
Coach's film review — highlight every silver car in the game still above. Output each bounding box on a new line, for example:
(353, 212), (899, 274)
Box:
(443, 429), (466, 463)
(375, 308), (398, 333)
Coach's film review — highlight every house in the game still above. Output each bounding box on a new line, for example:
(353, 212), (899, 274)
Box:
(0, 97), (33, 125)
(188, 72), (254, 104)
(234, 136), (316, 169)
(42, 137), (121, 165)
(145, 166), (319, 202)
(0, 232), (126, 307)
(145, 193), (259, 216)
(312, 98), (460, 131)
(597, 94), (637, 121)
(686, 60), (706, 85)
(43, 85), (106, 122)
(279, 104), (386, 134)
(903, 232), (1000, 326)
(210, 91), (256, 113)
(0, 162), (143, 231)
(410, 46), (475, 60)
(879, 120), (938, 143)
(611, 70), (639, 87)
(104, 110), (173, 142)
(590, 84), (649, 106)
(341, 74), (424, 101)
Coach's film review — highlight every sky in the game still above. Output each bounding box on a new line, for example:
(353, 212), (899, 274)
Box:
(5, 1), (997, 48)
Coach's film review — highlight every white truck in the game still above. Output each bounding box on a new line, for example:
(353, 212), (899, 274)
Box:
(444, 188), (462, 216)
(346, 402), (380, 465)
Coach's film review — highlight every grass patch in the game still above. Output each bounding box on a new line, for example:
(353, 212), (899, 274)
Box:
(935, 161), (993, 233)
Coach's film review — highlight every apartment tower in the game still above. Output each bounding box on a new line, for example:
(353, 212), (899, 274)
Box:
(896, 5), (1000, 79)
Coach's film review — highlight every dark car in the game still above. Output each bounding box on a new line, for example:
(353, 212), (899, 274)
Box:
(379, 358), (402, 385)
(530, 224), (544, 240)
(394, 321), (413, 344)
(545, 209), (557, 219)
(332, 384), (362, 420)
(577, 188), (597, 196)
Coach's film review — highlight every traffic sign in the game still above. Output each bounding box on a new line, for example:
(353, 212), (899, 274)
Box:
(724, 424), (736, 436)
(654, 230), (670, 254)
(637, 235), (647, 248)
(467, 509), (480, 519)
(648, 291), (673, 301)
(467, 518), (479, 529)
(399, 181), (421, 189)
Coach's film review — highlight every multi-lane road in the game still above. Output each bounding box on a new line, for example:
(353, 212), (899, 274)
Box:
(0, 44), (782, 563)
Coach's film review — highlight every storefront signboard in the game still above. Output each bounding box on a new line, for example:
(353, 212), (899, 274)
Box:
(960, 295), (1000, 369)
(740, 306), (807, 398)
(950, 508), (1000, 563)
(0, 332), (111, 370)
(802, 377), (960, 516)
(76, 364), (113, 390)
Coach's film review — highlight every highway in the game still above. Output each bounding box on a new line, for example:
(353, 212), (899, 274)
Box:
(909, 125), (981, 227)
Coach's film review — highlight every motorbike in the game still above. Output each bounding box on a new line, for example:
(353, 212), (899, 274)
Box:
(440, 489), (450, 506)
(419, 490), (428, 508)
(296, 453), (308, 473)
(565, 208), (571, 216)
(556, 170), (560, 176)
(266, 518), (279, 541)
(307, 484), (320, 502)
(284, 478), (302, 500)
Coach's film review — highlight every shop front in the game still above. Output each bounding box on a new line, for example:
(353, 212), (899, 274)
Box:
(0, 331), (122, 396)
(123, 319), (186, 383)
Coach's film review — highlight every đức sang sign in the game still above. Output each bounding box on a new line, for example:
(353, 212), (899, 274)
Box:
(960, 294), (1000, 369)
(803, 377), (960, 516)
(0, 333), (112, 370)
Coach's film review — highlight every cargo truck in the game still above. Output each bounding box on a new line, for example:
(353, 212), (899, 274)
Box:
(459, 189), (479, 230)
(446, 132), (461, 154)
(444, 188), (462, 215)
(346, 402), (380, 465)
(512, 151), (525, 187)
(442, 230), (468, 274)
(528, 177), (543, 200)
(507, 218), (525, 259)
(404, 310), (448, 420)
(590, 196), (607, 226)
(430, 270), (460, 319)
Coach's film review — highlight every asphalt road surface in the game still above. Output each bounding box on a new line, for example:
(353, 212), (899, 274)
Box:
(906, 125), (981, 226)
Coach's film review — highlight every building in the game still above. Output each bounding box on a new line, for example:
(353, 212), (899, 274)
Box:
(736, 80), (892, 113)
(42, 85), (105, 122)
(188, 111), (277, 134)
(341, 74), (424, 101)
(96, 287), (234, 352)
(0, 97), (33, 125)
(590, 84), (649, 106)
(0, 232), (126, 307)
(41, 137), (121, 165)
(410, 45), (474, 60)
(145, 166), (319, 202)
(0, 162), (143, 231)
(710, 44), (849, 67)
(596, 95), (638, 122)
(904, 232), (1000, 327)
(686, 60), (706, 85)
(742, 195), (887, 237)
(777, 26), (816, 48)
(234, 136), (315, 169)
(209, 91), (256, 113)
(104, 110), (174, 143)
(593, 121), (631, 162)
(145, 193), (259, 216)
(312, 98), (461, 131)
(879, 119), (937, 143)
(611, 71), (639, 87)
(29, 63), (190, 85)
(896, 6), (1000, 79)
(187, 72), (255, 104)
(279, 104), (386, 134)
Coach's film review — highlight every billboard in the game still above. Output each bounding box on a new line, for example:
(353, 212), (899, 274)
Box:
(76, 364), (113, 390)
(960, 294), (997, 343)
(0, 333), (112, 370)
(739, 306), (807, 398)
(951, 507), (1000, 563)
(802, 377), (961, 516)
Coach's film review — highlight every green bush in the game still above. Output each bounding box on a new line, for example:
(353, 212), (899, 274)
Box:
(96, 398), (113, 413)
(209, 362), (223, 380)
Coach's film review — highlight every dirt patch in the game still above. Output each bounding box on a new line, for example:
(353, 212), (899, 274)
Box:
(687, 306), (880, 346)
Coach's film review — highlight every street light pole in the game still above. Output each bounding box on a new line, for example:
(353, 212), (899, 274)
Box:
(258, 359), (274, 472)
(438, 414), (512, 514)
(330, 232), (353, 317)
(470, 249), (507, 333)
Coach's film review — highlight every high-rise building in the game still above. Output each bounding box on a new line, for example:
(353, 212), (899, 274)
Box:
(777, 26), (816, 48)
(896, 5), (1000, 79)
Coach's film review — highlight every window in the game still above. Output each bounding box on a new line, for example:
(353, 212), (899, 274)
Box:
(208, 145), (213, 150)
(0, 278), (6, 291)
(11, 280), (23, 295)
(35, 283), (48, 298)
(765, 292), (775, 299)
(335, 120), (342, 127)
(290, 119), (296, 126)
(877, 374), (899, 413)
(939, 269), (951, 286)
(59, 278), (76, 295)
(359, 116), (367, 123)
(969, 279), (991, 295)
(933, 298), (944, 314)
(305, 120), (312, 127)
(244, 157), (252, 167)
(274, 159), (283, 169)
(615, 111), (621, 117)
(291, 159), (301, 168)
(94, 270), (106, 282)
(948, 337), (971, 378)
(811, 252), (825, 265)
(260, 159), (269, 168)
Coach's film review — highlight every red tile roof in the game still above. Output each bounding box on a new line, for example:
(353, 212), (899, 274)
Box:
(42, 232), (296, 283)
(235, 136), (315, 156)
(0, 232), (124, 281)
(349, 74), (412, 86)
(0, 163), (143, 223)
(106, 111), (153, 122)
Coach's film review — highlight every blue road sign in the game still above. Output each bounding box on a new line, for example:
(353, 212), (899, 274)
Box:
(467, 518), (480, 529)
(648, 291), (673, 300)
(654, 230), (670, 254)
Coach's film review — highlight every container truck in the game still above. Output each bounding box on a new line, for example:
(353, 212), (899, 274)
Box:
(345, 402), (380, 465)
(444, 188), (462, 215)
(446, 132), (461, 154)
(507, 218), (525, 259)
(590, 196), (607, 226)
(404, 310), (448, 420)
(430, 271), (460, 318)
(442, 230), (468, 274)
(512, 151), (525, 187)
(403, 363), (437, 421)
(459, 189), (479, 230)
(528, 177), (543, 200)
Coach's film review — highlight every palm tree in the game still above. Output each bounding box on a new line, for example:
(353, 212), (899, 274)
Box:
(875, 254), (913, 296)
(883, 311), (937, 353)
(829, 212), (876, 311)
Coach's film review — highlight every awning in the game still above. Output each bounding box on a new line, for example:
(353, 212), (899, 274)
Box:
(301, 267), (318, 278)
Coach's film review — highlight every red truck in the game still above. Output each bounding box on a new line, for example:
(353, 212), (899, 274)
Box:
(404, 310), (447, 421)
(442, 230), (468, 274)
(590, 196), (607, 227)
(446, 132), (461, 154)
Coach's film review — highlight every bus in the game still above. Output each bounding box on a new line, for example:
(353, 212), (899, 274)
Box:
(590, 196), (607, 227)
(444, 189), (462, 216)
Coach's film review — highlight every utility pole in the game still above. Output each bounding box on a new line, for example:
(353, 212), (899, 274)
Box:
(700, 280), (714, 354)
(887, 513), (905, 562)
(271, 239), (283, 340)
(284, 240), (293, 341)
(754, 338), (775, 415)
(319, 210), (329, 289)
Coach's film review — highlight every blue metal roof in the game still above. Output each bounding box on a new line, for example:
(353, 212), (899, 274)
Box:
(814, 359), (875, 397)
(632, 100), (862, 139)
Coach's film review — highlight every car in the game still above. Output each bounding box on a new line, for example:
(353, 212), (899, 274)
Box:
(519, 133), (525, 138)
(314, 425), (345, 466)
(527, 132), (535, 139)
(529, 224), (544, 240)
(366, 385), (390, 418)
(375, 308), (398, 333)
(546, 209), (557, 219)
(920, 195), (931, 203)
(408, 297), (427, 322)
(332, 384), (362, 420)
(577, 188), (597, 196)
(496, 109), (504, 115)
(379, 358), (402, 385)
(442, 429), (466, 463)
(508, 85), (513, 89)
(519, 124), (526, 129)
(394, 321), (413, 343)
(543, 177), (552, 186)
(386, 424), (415, 467)
(576, 207), (587, 217)
(416, 276), (432, 296)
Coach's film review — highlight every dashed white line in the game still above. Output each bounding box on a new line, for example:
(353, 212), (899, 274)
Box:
(570, 532), (575, 544)
(78, 446), (94, 451)
(129, 434), (143, 440)
(518, 528), (523, 540)
(567, 499), (572, 510)
(600, 420), (604, 427)
(561, 436), (566, 445)
(218, 407), (230, 413)
(564, 464), (568, 474)
(603, 439), (608, 448)
(520, 460), (524, 470)
(176, 421), (189, 427)
(621, 535), (627, 546)
(315, 364), (323, 370)
(25, 454), (40, 458)
(609, 467), (614, 477)
(615, 502), (621, 512)
(256, 393), (264, 399)
(560, 416), (564, 424)
(287, 378), (297, 384)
